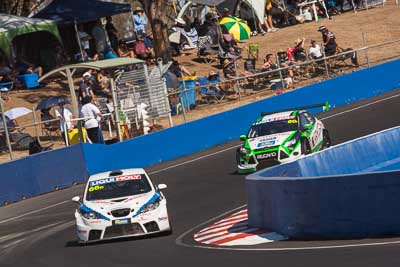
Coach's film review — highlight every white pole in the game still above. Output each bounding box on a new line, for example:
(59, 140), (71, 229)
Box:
(0, 92), (13, 160)
(32, 105), (40, 142)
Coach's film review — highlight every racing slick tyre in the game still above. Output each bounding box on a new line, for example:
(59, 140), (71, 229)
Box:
(301, 138), (311, 155)
(322, 129), (331, 149)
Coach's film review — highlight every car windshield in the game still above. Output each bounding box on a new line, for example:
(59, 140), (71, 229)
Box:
(86, 174), (152, 201)
(248, 119), (298, 138)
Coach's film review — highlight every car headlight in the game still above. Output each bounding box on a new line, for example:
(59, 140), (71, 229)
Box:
(141, 198), (161, 214)
(239, 147), (250, 154)
(80, 209), (101, 220)
(284, 134), (300, 149)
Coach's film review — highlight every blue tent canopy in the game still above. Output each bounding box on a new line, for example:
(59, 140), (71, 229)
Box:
(32, 0), (132, 24)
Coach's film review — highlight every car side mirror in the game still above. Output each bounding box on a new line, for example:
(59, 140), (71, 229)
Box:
(158, 184), (167, 190)
(72, 196), (81, 204)
(240, 135), (246, 141)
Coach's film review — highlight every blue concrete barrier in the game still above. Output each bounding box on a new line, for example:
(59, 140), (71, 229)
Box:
(1, 59), (400, 205)
(0, 145), (88, 205)
(247, 126), (400, 239)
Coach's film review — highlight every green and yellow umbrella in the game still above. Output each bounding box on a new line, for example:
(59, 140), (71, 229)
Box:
(220, 16), (251, 41)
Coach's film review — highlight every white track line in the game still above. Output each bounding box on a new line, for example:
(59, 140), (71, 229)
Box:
(2, 92), (400, 225)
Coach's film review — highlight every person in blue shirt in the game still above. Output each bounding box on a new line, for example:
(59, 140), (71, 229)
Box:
(133, 7), (147, 36)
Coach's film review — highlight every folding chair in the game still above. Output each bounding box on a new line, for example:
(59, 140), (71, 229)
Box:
(40, 113), (60, 139)
(198, 77), (224, 103)
(197, 36), (218, 64)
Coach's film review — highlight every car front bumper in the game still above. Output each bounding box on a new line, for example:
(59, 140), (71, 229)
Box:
(75, 205), (170, 243)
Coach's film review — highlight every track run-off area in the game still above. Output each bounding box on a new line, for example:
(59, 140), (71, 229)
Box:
(1, 90), (400, 267)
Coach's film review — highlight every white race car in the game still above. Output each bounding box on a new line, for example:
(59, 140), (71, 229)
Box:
(72, 168), (171, 244)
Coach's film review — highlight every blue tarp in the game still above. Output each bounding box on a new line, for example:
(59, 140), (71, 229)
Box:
(32, 0), (132, 24)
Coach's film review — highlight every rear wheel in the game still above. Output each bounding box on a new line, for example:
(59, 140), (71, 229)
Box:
(301, 138), (311, 155)
(322, 129), (331, 149)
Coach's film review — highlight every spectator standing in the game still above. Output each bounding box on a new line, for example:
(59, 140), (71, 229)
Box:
(309, 39), (323, 60)
(318, 25), (337, 56)
(78, 24), (91, 58)
(133, 7), (148, 37)
(105, 16), (119, 52)
(80, 95), (103, 144)
(264, 0), (278, 33)
(55, 99), (73, 145)
(79, 72), (96, 103)
(91, 20), (108, 56)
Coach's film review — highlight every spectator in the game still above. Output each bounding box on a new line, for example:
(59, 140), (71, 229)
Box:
(133, 7), (148, 36)
(79, 72), (96, 103)
(309, 39), (323, 60)
(223, 59), (237, 80)
(318, 25), (337, 56)
(262, 53), (278, 71)
(117, 40), (135, 58)
(277, 49), (295, 81)
(134, 34), (153, 60)
(170, 60), (192, 78)
(91, 20), (108, 56)
(197, 13), (219, 45)
(15, 56), (43, 77)
(105, 16), (119, 51)
(55, 99), (73, 145)
(264, 0), (278, 32)
(80, 95), (103, 144)
(222, 8), (230, 18)
(208, 71), (224, 95)
(292, 37), (307, 61)
(77, 24), (91, 58)
(96, 70), (111, 97)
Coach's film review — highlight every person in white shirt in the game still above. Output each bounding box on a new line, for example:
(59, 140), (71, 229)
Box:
(80, 95), (103, 144)
(309, 40), (323, 60)
(55, 99), (73, 145)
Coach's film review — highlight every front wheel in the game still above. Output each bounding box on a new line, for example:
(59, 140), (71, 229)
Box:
(301, 138), (311, 155)
(322, 129), (331, 149)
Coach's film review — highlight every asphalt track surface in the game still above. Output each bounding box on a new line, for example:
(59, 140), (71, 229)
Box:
(1, 90), (400, 267)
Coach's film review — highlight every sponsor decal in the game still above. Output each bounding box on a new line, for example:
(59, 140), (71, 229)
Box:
(115, 174), (141, 182)
(287, 119), (298, 124)
(256, 152), (277, 159)
(261, 116), (296, 123)
(158, 216), (168, 221)
(77, 229), (88, 234)
(89, 174), (142, 186)
(114, 219), (129, 225)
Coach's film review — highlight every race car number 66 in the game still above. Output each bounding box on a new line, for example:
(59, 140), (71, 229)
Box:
(88, 185), (104, 192)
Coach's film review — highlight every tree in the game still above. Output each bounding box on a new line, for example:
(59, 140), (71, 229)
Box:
(0, 0), (48, 17)
(138, 0), (173, 63)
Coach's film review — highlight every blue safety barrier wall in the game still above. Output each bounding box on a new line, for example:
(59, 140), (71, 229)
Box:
(1, 59), (400, 205)
(247, 126), (400, 239)
(84, 60), (400, 175)
(0, 144), (88, 205)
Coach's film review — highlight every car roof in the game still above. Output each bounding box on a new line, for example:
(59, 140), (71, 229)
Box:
(88, 168), (147, 182)
(259, 110), (296, 123)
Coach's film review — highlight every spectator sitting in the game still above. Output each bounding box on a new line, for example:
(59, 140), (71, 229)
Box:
(261, 53), (278, 71)
(197, 13), (219, 45)
(134, 34), (153, 60)
(170, 60), (193, 79)
(309, 39), (323, 60)
(223, 59), (237, 80)
(277, 49), (296, 81)
(96, 70), (111, 97)
(292, 37), (307, 61)
(208, 71), (224, 95)
(15, 56), (43, 77)
(117, 40), (135, 58)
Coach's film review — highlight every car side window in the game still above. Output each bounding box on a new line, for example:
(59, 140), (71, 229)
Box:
(304, 112), (316, 124)
(299, 112), (311, 127)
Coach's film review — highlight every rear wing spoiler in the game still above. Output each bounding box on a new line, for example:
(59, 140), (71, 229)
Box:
(260, 101), (330, 116)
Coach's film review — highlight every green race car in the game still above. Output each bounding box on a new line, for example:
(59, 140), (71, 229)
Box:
(237, 104), (331, 173)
